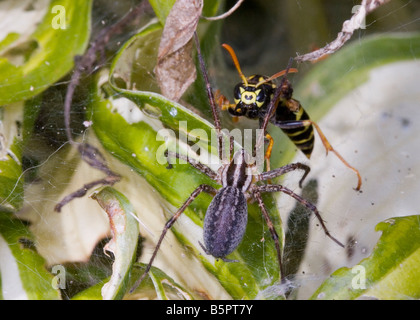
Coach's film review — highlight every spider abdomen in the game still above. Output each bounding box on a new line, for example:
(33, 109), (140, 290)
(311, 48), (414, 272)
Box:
(203, 186), (248, 259)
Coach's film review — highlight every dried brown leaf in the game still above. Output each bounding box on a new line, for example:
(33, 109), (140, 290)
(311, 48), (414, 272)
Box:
(155, 0), (203, 101)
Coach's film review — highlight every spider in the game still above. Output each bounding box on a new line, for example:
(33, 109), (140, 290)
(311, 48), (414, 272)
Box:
(130, 32), (344, 292)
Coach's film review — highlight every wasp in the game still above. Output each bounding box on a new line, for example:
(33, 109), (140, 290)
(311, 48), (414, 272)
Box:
(217, 44), (362, 190)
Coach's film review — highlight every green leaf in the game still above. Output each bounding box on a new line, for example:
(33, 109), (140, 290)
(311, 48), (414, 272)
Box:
(311, 215), (420, 300)
(145, 264), (194, 300)
(0, 213), (61, 300)
(0, 105), (23, 212)
(91, 186), (140, 300)
(72, 263), (194, 300)
(0, 94), (42, 212)
(148, 0), (221, 25)
(0, 0), (92, 105)
(296, 32), (420, 121)
(148, 0), (177, 24)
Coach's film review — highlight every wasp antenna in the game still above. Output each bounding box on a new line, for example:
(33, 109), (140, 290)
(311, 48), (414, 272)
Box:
(256, 68), (299, 87)
(222, 43), (248, 87)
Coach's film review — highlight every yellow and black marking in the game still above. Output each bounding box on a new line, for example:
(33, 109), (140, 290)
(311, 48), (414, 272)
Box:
(273, 95), (314, 158)
(229, 75), (276, 119)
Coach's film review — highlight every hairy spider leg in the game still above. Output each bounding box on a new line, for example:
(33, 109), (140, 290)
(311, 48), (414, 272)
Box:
(255, 184), (344, 248)
(130, 183), (217, 293)
(257, 162), (311, 189)
(165, 150), (218, 180)
(254, 57), (295, 168)
(253, 190), (284, 277)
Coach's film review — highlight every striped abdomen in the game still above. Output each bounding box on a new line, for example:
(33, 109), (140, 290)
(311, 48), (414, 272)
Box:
(272, 100), (315, 158)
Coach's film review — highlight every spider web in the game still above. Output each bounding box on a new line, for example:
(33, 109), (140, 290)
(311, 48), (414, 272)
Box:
(1, 0), (420, 300)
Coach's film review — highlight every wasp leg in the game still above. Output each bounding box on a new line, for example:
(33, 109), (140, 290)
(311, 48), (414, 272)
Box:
(275, 119), (362, 191)
(214, 89), (239, 122)
(214, 89), (230, 110)
(264, 133), (274, 173)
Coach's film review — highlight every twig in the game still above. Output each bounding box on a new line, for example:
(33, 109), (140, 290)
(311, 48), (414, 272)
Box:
(201, 0), (244, 21)
(295, 0), (391, 62)
(56, 1), (151, 212)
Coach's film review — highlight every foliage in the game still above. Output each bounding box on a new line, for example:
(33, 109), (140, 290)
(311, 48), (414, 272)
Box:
(0, 0), (419, 300)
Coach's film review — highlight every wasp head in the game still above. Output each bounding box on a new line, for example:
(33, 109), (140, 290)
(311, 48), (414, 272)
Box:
(229, 75), (275, 119)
